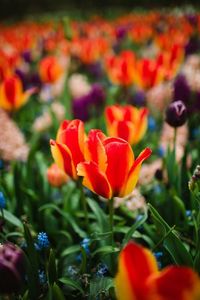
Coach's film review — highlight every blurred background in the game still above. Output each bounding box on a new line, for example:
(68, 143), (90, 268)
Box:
(0, 0), (199, 21)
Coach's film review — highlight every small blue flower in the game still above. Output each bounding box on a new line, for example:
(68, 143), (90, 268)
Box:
(36, 232), (50, 250)
(157, 146), (165, 157)
(135, 214), (143, 222)
(153, 185), (162, 195)
(186, 210), (192, 217)
(0, 192), (6, 209)
(191, 128), (200, 139)
(38, 270), (47, 285)
(154, 251), (163, 269)
(67, 265), (78, 278)
(0, 160), (4, 170)
(148, 116), (156, 131)
(96, 263), (108, 278)
(80, 238), (90, 255)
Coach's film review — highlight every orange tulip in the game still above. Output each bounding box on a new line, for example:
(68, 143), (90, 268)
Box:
(0, 75), (35, 111)
(50, 119), (85, 180)
(77, 129), (151, 198)
(39, 56), (63, 83)
(115, 242), (200, 300)
(47, 163), (68, 187)
(105, 51), (136, 86)
(105, 105), (148, 145)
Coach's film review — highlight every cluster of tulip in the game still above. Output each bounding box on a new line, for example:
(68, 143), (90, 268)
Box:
(0, 8), (200, 300)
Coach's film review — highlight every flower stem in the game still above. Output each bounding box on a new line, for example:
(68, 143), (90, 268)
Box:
(78, 179), (89, 230)
(173, 127), (177, 152)
(109, 197), (114, 246)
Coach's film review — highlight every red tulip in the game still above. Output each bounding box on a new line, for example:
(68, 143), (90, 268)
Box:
(115, 242), (200, 300)
(39, 56), (63, 83)
(0, 75), (35, 111)
(105, 105), (148, 145)
(50, 119), (85, 180)
(77, 129), (151, 198)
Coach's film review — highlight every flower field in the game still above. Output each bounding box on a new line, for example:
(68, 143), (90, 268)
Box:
(0, 8), (200, 299)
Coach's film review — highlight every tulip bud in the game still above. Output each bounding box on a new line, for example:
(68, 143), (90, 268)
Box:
(47, 163), (68, 187)
(0, 243), (25, 294)
(165, 100), (187, 127)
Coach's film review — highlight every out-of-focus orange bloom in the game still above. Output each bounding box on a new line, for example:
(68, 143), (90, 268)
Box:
(105, 51), (136, 86)
(0, 75), (35, 111)
(136, 57), (165, 90)
(47, 163), (68, 187)
(115, 242), (200, 300)
(39, 56), (63, 83)
(105, 105), (148, 145)
(77, 129), (151, 199)
(71, 37), (109, 64)
(50, 119), (85, 180)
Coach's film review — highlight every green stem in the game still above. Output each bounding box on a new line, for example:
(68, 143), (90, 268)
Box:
(109, 197), (114, 246)
(78, 179), (89, 230)
(173, 127), (177, 153)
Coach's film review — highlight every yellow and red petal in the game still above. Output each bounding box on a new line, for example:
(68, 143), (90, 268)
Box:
(121, 147), (152, 196)
(56, 119), (85, 167)
(115, 242), (158, 300)
(0, 76), (22, 110)
(56, 120), (71, 141)
(77, 161), (112, 199)
(50, 139), (76, 179)
(103, 137), (134, 197)
(85, 129), (107, 172)
(15, 87), (36, 110)
(105, 105), (123, 124)
(116, 121), (133, 144)
(148, 266), (200, 300)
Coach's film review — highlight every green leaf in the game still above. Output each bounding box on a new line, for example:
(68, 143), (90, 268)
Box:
(148, 204), (193, 266)
(39, 203), (86, 238)
(61, 244), (80, 257)
(89, 277), (114, 300)
(80, 247), (87, 274)
(122, 210), (148, 246)
(23, 224), (39, 300)
(48, 249), (57, 286)
(92, 245), (119, 257)
(51, 283), (65, 300)
(3, 209), (23, 228)
(87, 197), (108, 232)
(58, 277), (84, 295)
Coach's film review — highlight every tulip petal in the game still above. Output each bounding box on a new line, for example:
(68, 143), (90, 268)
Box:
(57, 119), (85, 167)
(104, 137), (134, 197)
(56, 120), (70, 140)
(122, 147), (152, 196)
(115, 242), (158, 300)
(77, 161), (112, 199)
(116, 120), (133, 143)
(50, 139), (76, 179)
(148, 266), (200, 300)
(85, 129), (107, 172)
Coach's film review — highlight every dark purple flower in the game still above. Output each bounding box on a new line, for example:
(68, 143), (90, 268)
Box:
(0, 243), (25, 294)
(22, 50), (32, 64)
(15, 69), (28, 90)
(128, 90), (146, 107)
(186, 14), (198, 27)
(28, 73), (42, 90)
(72, 84), (105, 121)
(115, 26), (127, 40)
(185, 36), (200, 56)
(173, 74), (190, 104)
(165, 100), (187, 128)
(87, 62), (103, 79)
